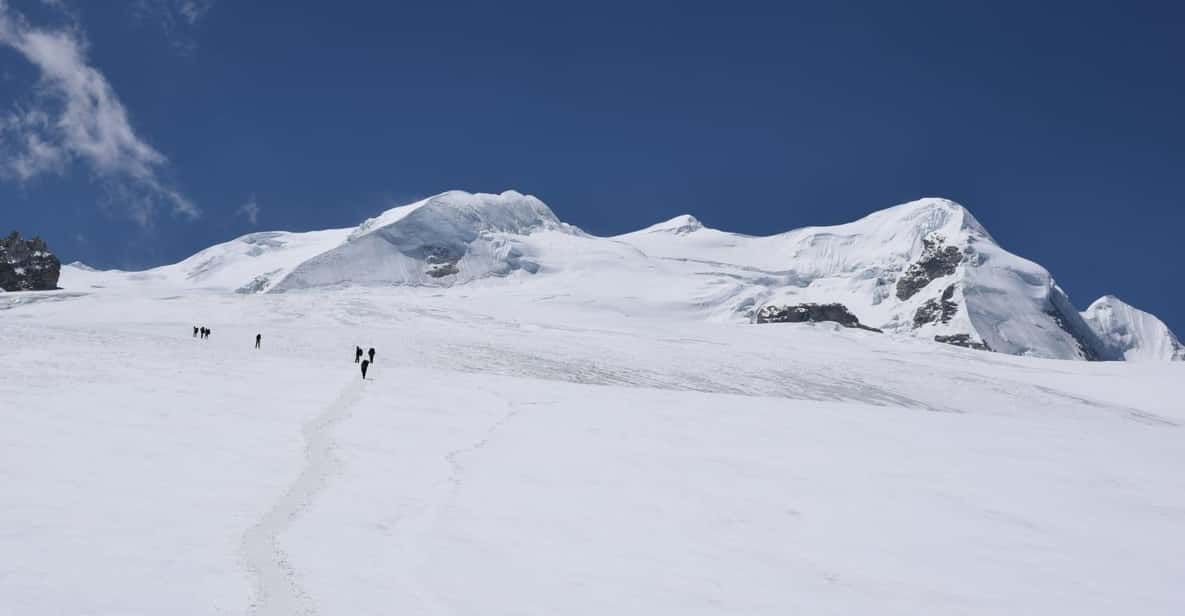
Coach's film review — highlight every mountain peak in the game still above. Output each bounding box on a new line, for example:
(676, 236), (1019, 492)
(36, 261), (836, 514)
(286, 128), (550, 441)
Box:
(349, 190), (563, 242)
(1083, 295), (1185, 361)
(880, 197), (992, 240)
(642, 214), (705, 235)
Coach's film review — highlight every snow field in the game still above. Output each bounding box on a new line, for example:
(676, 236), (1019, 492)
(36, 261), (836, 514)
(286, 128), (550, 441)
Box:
(2, 284), (1183, 614)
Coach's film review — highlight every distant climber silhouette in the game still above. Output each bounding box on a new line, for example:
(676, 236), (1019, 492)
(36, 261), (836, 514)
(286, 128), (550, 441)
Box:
(355, 346), (363, 363)
(361, 359), (370, 380)
(193, 326), (198, 338)
(255, 333), (262, 349)
(368, 347), (375, 364)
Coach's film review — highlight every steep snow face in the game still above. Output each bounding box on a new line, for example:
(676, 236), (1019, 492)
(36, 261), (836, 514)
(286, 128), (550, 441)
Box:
(1083, 296), (1185, 361)
(273, 191), (578, 290)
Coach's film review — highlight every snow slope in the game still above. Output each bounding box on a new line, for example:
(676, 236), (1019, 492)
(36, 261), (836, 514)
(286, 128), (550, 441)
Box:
(2, 282), (1183, 615)
(1083, 295), (1185, 361)
(58, 228), (354, 294)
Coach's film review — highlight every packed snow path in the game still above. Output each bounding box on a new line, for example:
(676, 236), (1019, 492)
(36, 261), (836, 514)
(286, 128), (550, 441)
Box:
(2, 285), (1183, 614)
(243, 378), (362, 616)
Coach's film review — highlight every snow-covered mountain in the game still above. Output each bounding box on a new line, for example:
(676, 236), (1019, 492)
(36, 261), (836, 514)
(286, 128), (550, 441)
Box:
(8, 194), (1185, 614)
(273, 190), (580, 290)
(58, 190), (1180, 362)
(614, 198), (1118, 361)
(1082, 295), (1185, 361)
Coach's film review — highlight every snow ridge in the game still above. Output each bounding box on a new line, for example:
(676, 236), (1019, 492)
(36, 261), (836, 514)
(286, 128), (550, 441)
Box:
(55, 191), (1181, 362)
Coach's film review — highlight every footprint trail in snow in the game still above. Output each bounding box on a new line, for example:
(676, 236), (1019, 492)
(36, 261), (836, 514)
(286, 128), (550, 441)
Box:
(242, 379), (363, 616)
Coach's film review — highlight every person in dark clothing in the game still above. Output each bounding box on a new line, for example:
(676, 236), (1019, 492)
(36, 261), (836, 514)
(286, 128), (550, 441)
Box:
(255, 333), (262, 349)
(355, 346), (363, 363)
(199, 327), (206, 339)
(367, 347), (375, 364)
(193, 326), (199, 338)
(205, 327), (212, 339)
(360, 359), (370, 379)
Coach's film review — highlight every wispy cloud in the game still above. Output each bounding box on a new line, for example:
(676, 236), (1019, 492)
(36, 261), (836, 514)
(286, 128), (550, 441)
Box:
(238, 194), (260, 225)
(0, 0), (197, 225)
(132, 0), (214, 54)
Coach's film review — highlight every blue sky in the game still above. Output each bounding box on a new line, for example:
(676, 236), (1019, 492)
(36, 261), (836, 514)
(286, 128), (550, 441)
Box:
(1, 0), (1182, 330)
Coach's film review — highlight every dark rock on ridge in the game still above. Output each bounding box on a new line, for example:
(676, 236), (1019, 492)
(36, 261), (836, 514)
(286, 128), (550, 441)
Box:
(934, 334), (991, 351)
(756, 303), (881, 332)
(914, 284), (959, 327)
(1, 232), (61, 291)
(896, 234), (963, 300)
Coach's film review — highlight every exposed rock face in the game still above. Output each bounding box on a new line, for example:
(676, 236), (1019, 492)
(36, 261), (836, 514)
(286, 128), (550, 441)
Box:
(422, 246), (462, 278)
(896, 234), (963, 300)
(756, 303), (881, 332)
(913, 283), (959, 327)
(934, 334), (991, 351)
(0, 232), (61, 291)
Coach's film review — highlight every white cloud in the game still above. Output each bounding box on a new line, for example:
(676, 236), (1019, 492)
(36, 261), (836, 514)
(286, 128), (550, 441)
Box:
(177, 1), (213, 25)
(238, 194), (260, 225)
(132, 0), (214, 53)
(0, 0), (198, 223)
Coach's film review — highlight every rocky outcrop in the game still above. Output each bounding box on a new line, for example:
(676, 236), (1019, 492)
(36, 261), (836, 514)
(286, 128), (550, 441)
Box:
(934, 334), (990, 351)
(422, 246), (462, 278)
(0, 232), (61, 291)
(914, 284), (959, 327)
(896, 234), (963, 300)
(756, 303), (881, 332)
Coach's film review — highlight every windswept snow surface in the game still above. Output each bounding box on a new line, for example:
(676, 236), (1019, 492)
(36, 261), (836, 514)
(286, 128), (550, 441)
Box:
(2, 276), (1184, 615)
